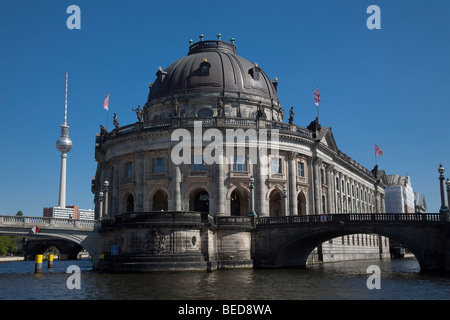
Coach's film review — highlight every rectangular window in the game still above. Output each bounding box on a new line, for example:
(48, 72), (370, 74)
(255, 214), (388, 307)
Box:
(233, 155), (247, 172)
(297, 162), (304, 177)
(126, 162), (133, 177)
(191, 155), (206, 172)
(153, 158), (166, 173)
(270, 157), (282, 174)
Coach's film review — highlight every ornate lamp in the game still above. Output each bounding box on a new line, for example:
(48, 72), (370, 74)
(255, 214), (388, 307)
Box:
(438, 164), (448, 212)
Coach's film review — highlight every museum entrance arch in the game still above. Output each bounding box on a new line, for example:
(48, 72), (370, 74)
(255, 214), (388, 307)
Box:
(122, 193), (135, 213)
(231, 191), (240, 216)
(190, 190), (210, 213)
(152, 190), (168, 211)
(230, 188), (249, 216)
(297, 192), (307, 215)
(269, 189), (283, 217)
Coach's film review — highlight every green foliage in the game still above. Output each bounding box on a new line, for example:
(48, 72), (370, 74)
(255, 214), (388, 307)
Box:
(0, 236), (18, 255)
(16, 210), (23, 216)
(47, 246), (60, 254)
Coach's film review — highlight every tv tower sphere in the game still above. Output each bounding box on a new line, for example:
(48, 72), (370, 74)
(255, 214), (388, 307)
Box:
(56, 124), (72, 154)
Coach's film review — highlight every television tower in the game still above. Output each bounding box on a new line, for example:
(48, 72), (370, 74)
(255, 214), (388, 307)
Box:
(56, 72), (73, 207)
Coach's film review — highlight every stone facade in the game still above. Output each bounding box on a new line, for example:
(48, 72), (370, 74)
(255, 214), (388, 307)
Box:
(93, 38), (388, 272)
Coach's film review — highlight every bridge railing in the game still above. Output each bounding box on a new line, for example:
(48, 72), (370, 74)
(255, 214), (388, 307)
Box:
(254, 213), (448, 225)
(0, 215), (100, 229)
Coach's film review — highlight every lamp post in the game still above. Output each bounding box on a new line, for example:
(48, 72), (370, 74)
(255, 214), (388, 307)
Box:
(103, 180), (109, 218)
(438, 164), (448, 213)
(248, 176), (257, 217)
(446, 178), (450, 212)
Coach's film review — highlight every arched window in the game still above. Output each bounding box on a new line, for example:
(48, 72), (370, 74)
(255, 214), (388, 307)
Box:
(269, 190), (282, 217)
(152, 190), (168, 211)
(230, 191), (240, 216)
(191, 190), (209, 213)
(199, 60), (211, 76)
(126, 194), (134, 213)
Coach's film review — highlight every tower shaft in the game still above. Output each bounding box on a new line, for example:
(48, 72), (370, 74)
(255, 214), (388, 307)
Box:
(58, 153), (68, 207)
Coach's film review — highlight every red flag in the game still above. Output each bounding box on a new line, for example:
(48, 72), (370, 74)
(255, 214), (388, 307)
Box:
(103, 93), (110, 111)
(314, 88), (320, 106)
(375, 145), (383, 156)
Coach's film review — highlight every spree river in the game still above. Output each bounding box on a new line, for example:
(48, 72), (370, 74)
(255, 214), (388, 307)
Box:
(0, 258), (448, 300)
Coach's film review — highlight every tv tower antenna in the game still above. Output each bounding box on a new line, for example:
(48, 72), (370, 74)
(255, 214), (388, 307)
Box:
(56, 72), (73, 207)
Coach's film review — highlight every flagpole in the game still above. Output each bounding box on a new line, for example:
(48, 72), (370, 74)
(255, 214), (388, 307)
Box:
(374, 143), (377, 166)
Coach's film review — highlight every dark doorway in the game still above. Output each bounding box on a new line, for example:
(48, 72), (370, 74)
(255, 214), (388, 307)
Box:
(230, 191), (240, 216)
(193, 191), (209, 213)
(126, 194), (134, 212)
(153, 190), (168, 211)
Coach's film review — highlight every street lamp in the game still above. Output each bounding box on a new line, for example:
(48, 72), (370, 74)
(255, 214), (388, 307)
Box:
(248, 176), (257, 217)
(446, 178), (450, 212)
(438, 164), (448, 213)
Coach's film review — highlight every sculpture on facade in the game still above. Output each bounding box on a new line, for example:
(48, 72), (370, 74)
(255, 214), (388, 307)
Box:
(113, 113), (119, 129)
(132, 105), (144, 122)
(288, 107), (294, 124)
(217, 97), (224, 117)
(173, 99), (180, 118)
(100, 124), (108, 139)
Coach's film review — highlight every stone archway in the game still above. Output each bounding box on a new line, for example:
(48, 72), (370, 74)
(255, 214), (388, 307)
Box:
(230, 188), (249, 216)
(297, 191), (307, 215)
(152, 190), (168, 211)
(230, 191), (240, 216)
(269, 189), (283, 217)
(126, 194), (134, 212)
(190, 190), (210, 213)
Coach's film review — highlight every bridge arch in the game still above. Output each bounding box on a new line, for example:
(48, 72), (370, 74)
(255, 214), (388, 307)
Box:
(271, 227), (424, 270)
(23, 238), (84, 260)
(253, 213), (450, 272)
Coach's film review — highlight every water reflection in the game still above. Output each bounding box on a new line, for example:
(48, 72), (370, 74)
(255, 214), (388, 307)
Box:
(0, 258), (448, 300)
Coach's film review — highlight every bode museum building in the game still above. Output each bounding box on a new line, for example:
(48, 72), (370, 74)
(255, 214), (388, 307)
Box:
(92, 36), (389, 272)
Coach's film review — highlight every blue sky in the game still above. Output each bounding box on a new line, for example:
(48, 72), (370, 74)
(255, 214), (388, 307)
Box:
(0, 0), (449, 216)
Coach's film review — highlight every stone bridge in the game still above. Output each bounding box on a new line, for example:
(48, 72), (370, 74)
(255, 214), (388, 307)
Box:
(0, 216), (101, 265)
(253, 213), (450, 272)
(1, 213), (449, 273)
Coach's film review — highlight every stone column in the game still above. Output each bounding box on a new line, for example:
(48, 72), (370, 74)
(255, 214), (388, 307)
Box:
(288, 152), (298, 216)
(307, 157), (315, 215)
(256, 156), (269, 217)
(172, 164), (182, 211)
(103, 181), (109, 218)
(215, 162), (226, 216)
(112, 158), (120, 216)
(135, 151), (145, 212)
(326, 165), (334, 214)
(98, 192), (103, 220)
(312, 158), (322, 214)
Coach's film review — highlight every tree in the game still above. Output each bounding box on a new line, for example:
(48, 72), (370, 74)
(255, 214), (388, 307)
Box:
(16, 210), (23, 216)
(0, 236), (17, 255)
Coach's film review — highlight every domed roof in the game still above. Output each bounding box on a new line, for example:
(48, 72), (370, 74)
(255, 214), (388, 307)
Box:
(147, 38), (279, 105)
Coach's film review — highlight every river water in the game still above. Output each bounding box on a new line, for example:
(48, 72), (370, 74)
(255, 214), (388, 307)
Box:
(0, 258), (448, 300)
